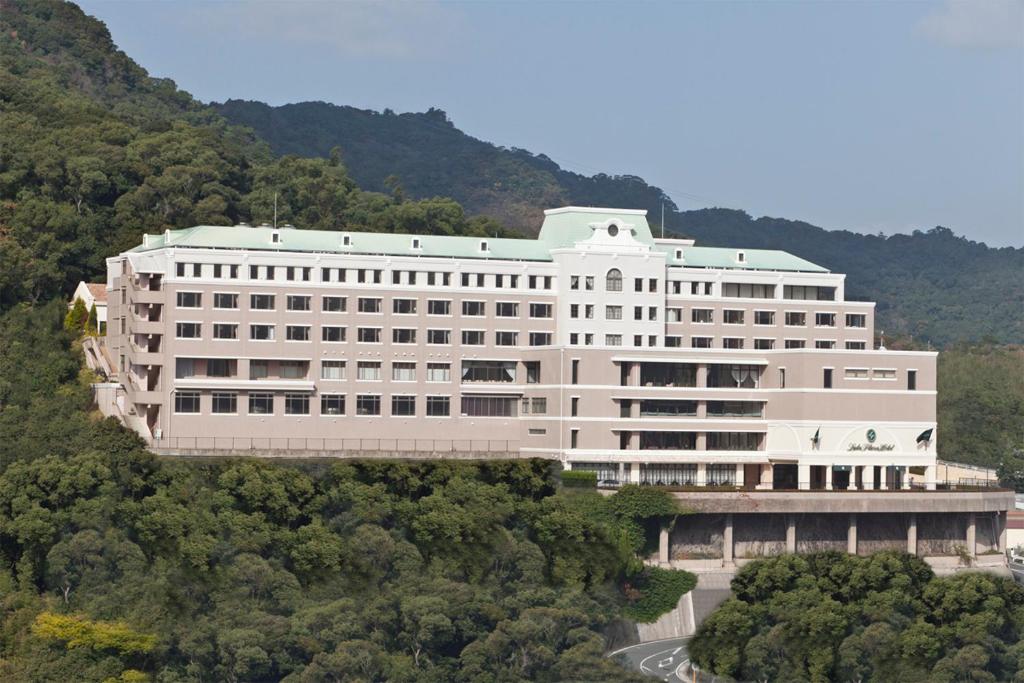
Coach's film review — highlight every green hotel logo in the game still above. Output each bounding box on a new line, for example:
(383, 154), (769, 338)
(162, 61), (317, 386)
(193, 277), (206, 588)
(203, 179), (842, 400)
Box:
(866, 429), (877, 443)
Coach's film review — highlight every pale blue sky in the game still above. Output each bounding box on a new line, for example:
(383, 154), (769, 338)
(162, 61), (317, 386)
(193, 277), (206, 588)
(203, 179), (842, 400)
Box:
(80, 0), (1023, 246)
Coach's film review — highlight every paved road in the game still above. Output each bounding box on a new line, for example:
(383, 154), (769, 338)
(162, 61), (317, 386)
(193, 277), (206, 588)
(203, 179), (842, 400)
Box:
(609, 637), (692, 682)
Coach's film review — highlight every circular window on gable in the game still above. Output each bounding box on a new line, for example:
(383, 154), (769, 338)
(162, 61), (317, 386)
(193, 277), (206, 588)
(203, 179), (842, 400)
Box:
(607, 223), (619, 237)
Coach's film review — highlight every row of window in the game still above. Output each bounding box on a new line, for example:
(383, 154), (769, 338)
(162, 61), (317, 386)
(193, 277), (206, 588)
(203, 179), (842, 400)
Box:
(566, 333), (868, 350)
(172, 392), (525, 417)
(569, 271), (836, 303)
(821, 368), (916, 389)
(175, 292), (555, 319)
(175, 359), (542, 384)
(174, 262), (555, 290)
(174, 322), (552, 346)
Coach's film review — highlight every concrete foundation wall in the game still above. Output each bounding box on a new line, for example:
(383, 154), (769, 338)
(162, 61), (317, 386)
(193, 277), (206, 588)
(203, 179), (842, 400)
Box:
(796, 513), (848, 554)
(857, 513), (908, 555)
(670, 513), (726, 560)
(734, 513), (787, 559)
(919, 513), (968, 556)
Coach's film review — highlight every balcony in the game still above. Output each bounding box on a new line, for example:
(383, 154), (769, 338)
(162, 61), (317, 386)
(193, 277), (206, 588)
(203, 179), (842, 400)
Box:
(130, 317), (164, 335)
(131, 289), (164, 305)
(130, 389), (163, 405)
(127, 344), (163, 366)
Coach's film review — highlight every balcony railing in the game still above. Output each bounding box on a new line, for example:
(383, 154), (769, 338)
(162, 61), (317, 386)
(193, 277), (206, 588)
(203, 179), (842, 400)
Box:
(151, 436), (521, 454)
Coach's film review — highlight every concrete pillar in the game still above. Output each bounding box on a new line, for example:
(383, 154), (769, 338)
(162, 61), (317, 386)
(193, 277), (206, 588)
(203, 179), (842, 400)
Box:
(724, 514), (734, 566)
(659, 526), (670, 565)
(696, 400), (707, 419)
(786, 515), (797, 553)
(759, 463), (774, 490)
(901, 467), (911, 490)
(967, 512), (977, 558)
(925, 464), (937, 491)
(697, 363), (708, 388)
(798, 464), (811, 490)
(907, 513), (918, 556)
(825, 465), (834, 491)
(848, 514), (858, 555)
(999, 511), (1008, 553)
(696, 462), (707, 487)
(847, 467), (858, 491)
(696, 433), (707, 451)
(735, 463), (745, 488)
(618, 461), (625, 484)
(629, 463), (640, 484)
(864, 465), (875, 491)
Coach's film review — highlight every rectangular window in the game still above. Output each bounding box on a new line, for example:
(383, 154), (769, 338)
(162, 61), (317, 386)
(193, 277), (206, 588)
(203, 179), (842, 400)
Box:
(286, 325), (311, 341)
(570, 333), (579, 345)
(356, 395), (381, 416)
(461, 360), (516, 382)
(287, 295), (311, 312)
(785, 311), (806, 326)
(784, 339), (806, 349)
(175, 358), (195, 379)
(666, 307), (682, 322)
(665, 336), (682, 347)
(462, 301), (485, 316)
(250, 360), (269, 379)
(570, 304), (579, 319)
(279, 361), (307, 379)
(753, 338), (775, 350)
(357, 327), (381, 343)
(815, 312), (836, 327)
(524, 361), (541, 384)
(722, 283), (775, 299)
(176, 291), (201, 308)
(213, 323), (238, 340)
(323, 296), (346, 312)
(461, 330), (485, 345)
(524, 397), (547, 414)
(392, 362), (416, 382)
(692, 309), (713, 324)
(908, 370), (917, 391)
(321, 394), (345, 416)
(250, 324), (274, 341)
(426, 396), (450, 416)
(250, 294), (275, 310)
(321, 360), (346, 380)
(495, 331), (518, 346)
(634, 277), (643, 292)
(392, 395), (416, 416)
(603, 305), (622, 320)
(529, 332), (552, 346)
(357, 361), (381, 381)
(285, 394), (310, 415)
(393, 328), (417, 344)
(723, 309), (744, 325)
(570, 275), (580, 290)
(691, 336), (713, 348)
(634, 306), (643, 321)
(206, 358), (232, 377)
(649, 278), (658, 292)
(393, 298), (417, 314)
(428, 300), (451, 316)
(873, 369), (896, 380)
(845, 313), (867, 328)
(176, 322), (201, 339)
(322, 326), (346, 342)
(649, 307), (659, 320)
(248, 392), (273, 415)
(572, 397), (580, 417)
(784, 285), (836, 301)
(585, 276), (594, 291)
(176, 263), (185, 277)
(427, 329), (451, 345)
(211, 392), (237, 414)
(427, 363), (451, 382)
(845, 368), (869, 379)
(174, 391), (200, 414)
(723, 337), (744, 349)
(358, 298), (382, 314)
(815, 340), (836, 349)
(213, 293), (238, 309)
(845, 341), (867, 350)
(496, 302), (519, 317)
(571, 359), (579, 384)
(460, 395), (517, 417)
(529, 303), (552, 318)
(779, 368), (786, 389)
(823, 368), (833, 389)
(605, 334), (622, 346)
(754, 310), (775, 325)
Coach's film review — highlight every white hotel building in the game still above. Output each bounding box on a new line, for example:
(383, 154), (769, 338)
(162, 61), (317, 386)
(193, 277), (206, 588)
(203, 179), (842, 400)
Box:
(102, 206), (944, 494)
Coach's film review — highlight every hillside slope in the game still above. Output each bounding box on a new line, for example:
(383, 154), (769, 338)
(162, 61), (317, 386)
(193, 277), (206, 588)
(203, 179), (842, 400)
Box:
(217, 99), (1024, 346)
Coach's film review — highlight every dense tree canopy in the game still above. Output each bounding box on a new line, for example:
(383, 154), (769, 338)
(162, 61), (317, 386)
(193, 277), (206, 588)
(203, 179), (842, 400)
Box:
(691, 552), (1024, 683)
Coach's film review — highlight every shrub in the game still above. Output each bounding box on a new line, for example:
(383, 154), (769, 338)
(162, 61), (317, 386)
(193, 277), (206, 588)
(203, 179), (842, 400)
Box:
(622, 567), (697, 623)
(560, 470), (597, 488)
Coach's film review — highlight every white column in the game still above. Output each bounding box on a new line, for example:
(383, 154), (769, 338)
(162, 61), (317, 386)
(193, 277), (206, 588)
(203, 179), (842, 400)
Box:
(798, 464), (811, 490)
(825, 465), (834, 491)
(659, 526), (670, 565)
(925, 464), (937, 491)
(696, 462), (707, 487)
(848, 514), (857, 555)
(629, 463), (640, 484)
(618, 461), (625, 484)
(759, 463), (774, 490)
(864, 465), (875, 491)
(735, 463), (745, 489)
(847, 466), (858, 491)
(967, 512), (977, 558)
(786, 515), (797, 553)
(902, 467), (911, 490)
(723, 514), (734, 566)
(907, 513), (918, 555)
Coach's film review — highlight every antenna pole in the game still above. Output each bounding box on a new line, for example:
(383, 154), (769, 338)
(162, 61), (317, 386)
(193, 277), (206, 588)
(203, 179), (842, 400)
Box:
(273, 192), (278, 228)
(661, 202), (665, 238)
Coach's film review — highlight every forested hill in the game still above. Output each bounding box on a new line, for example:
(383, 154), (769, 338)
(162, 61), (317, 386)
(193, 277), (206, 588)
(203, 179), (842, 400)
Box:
(217, 99), (1024, 346)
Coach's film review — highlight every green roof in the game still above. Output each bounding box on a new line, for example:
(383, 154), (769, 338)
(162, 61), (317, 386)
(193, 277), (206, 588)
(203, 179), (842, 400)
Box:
(128, 207), (827, 273)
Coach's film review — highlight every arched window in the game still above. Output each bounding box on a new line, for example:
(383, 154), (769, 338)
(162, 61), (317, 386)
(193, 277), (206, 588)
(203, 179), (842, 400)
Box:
(606, 268), (623, 292)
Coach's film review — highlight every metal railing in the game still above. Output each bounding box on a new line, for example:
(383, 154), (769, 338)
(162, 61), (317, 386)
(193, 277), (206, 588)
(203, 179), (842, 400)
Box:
(151, 436), (521, 454)
(595, 479), (1008, 493)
